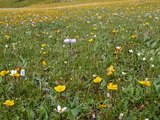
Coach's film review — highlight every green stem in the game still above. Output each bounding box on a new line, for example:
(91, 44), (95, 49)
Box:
(59, 113), (62, 120)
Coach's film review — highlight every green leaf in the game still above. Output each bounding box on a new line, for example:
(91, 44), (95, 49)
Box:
(27, 109), (34, 120)
(71, 108), (79, 118)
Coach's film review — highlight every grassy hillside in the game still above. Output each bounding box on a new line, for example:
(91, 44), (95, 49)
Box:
(0, 0), (115, 8)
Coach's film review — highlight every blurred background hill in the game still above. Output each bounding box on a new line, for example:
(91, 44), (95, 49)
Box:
(0, 0), (111, 8)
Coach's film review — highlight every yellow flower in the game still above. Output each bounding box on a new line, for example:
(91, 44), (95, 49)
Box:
(99, 103), (107, 108)
(114, 46), (122, 54)
(90, 32), (94, 35)
(5, 35), (10, 39)
(93, 27), (97, 30)
(145, 22), (149, 26)
(138, 81), (151, 87)
(107, 65), (115, 76)
(41, 44), (46, 47)
(112, 29), (118, 33)
(131, 35), (137, 39)
(93, 76), (102, 83)
(42, 32), (46, 34)
(107, 82), (118, 90)
(14, 73), (20, 78)
(0, 70), (9, 77)
(75, 36), (79, 38)
(3, 100), (15, 107)
(42, 52), (46, 55)
(42, 61), (47, 66)
(54, 29), (61, 33)
(54, 85), (66, 92)
(89, 39), (94, 42)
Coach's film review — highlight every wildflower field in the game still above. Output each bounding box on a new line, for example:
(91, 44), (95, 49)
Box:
(0, 0), (160, 119)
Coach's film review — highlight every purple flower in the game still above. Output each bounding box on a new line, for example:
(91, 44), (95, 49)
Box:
(64, 39), (76, 43)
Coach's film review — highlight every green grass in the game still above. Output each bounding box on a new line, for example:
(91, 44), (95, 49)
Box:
(0, 0), (160, 119)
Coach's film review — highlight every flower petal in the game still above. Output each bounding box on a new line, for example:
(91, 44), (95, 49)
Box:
(62, 107), (67, 113)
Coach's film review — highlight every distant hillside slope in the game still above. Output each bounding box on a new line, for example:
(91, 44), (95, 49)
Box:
(0, 0), (110, 8)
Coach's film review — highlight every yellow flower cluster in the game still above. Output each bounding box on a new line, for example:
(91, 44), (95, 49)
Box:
(138, 80), (151, 87)
(0, 70), (9, 77)
(107, 65), (115, 76)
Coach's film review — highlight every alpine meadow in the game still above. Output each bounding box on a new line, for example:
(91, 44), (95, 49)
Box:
(0, 0), (160, 120)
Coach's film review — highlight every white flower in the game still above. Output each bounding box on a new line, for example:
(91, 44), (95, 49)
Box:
(10, 70), (17, 76)
(12, 43), (16, 50)
(145, 78), (148, 81)
(122, 71), (127, 75)
(119, 113), (124, 120)
(20, 69), (25, 77)
(55, 105), (67, 114)
(151, 64), (155, 68)
(116, 46), (122, 50)
(64, 61), (68, 64)
(92, 113), (96, 118)
(93, 35), (97, 38)
(137, 53), (141, 56)
(92, 74), (97, 77)
(87, 21), (90, 24)
(143, 57), (146, 61)
(145, 118), (149, 120)
(107, 93), (111, 98)
(5, 45), (8, 48)
(129, 49), (134, 53)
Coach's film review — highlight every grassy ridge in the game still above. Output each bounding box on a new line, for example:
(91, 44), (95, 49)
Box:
(0, 0), (117, 8)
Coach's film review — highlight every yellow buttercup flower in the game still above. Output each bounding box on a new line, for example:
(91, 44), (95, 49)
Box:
(42, 61), (47, 66)
(5, 35), (10, 39)
(107, 65), (115, 76)
(112, 29), (118, 33)
(14, 73), (20, 78)
(138, 81), (151, 87)
(42, 52), (46, 55)
(131, 35), (137, 39)
(107, 82), (118, 90)
(145, 22), (149, 26)
(41, 44), (46, 47)
(93, 27), (97, 30)
(75, 36), (79, 38)
(54, 29), (61, 33)
(93, 76), (102, 83)
(3, 100), (15, 107)
(54, 85), (66, 92)
(89, 39), (94, 42)
(99, 103), (107, 108)
(0, 70), (9, 77)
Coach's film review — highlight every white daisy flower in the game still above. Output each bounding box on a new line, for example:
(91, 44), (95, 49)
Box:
(55, 105), (67, 114)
